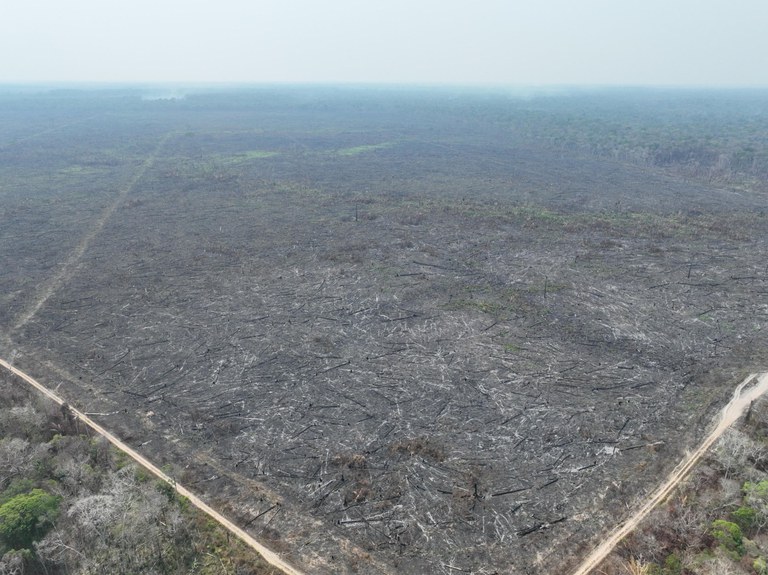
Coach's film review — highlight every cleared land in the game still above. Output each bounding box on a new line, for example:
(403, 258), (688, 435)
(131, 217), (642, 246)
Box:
(1, 87), (768, 573)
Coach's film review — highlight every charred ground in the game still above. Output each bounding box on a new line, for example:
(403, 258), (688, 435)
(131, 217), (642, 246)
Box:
(1, 86), (768, 574)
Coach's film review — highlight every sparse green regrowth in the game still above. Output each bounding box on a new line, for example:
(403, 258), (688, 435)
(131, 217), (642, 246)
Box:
(665, 553), (683, 575)
(524, 281), (569, 295)
(156, 478), (178, 503)
(113, 449), (129, 470)
(511, 204), (569, 225)
(336, 142), (394, 156)
(134, 466), (152, 483)
(211, 150), (279, 167)
(444, 294), (530, 318)
(503, 343), (524, 354)
(649, 553), (682, 575)
(60, 165), (106, 175)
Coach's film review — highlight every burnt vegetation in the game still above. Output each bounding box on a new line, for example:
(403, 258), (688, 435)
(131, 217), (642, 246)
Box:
(1, 86), (768, 573)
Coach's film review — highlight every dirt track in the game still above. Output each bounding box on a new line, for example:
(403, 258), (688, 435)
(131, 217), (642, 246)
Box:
(10, 132), (174, 333)
(0, 357), (305, 575)
(570, 371), (768, 575)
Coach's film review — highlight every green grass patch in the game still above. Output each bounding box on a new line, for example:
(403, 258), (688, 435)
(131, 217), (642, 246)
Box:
(59, 165), (106, 175)
(503, 343), (524, 354)
(216, 150), (279, 166)
(444, 298), (515, 317)
(335, 142), (395, 156)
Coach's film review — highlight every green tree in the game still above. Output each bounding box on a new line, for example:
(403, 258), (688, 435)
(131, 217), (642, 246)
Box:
(710, 519), (744, 557)
(0, 489), (60, 551)
(743, 480), (768, 533)
(732, 505), (758, 532)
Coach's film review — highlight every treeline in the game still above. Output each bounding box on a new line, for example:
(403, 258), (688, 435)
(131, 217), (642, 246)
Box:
(0, 371), (281, 575)
(510, 89), (768, 191)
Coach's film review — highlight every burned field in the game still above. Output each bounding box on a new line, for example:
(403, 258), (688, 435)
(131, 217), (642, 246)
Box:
(2, 87), (768, 573)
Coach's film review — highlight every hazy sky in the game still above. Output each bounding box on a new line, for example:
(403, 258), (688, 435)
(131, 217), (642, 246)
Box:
(2, 0), (767, 86)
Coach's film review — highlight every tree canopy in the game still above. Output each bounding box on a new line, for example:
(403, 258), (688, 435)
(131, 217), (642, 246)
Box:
(0, 489), (60, 551)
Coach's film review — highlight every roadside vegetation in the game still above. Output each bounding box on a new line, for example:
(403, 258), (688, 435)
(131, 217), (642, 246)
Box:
(596, 397), (768, 575)
(0, 370), (281, 575)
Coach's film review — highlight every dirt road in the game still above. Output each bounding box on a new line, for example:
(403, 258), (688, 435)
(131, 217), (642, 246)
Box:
(10, 132), (174, 333)
(0, 357), (305, 575)
(570, 371), (768, 575)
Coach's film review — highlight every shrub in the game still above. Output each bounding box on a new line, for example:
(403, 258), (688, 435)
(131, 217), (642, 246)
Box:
(663, 552), (682, 575)
(156, 479), (178, 503)
(623, 557), (653, 575)
(744, 480), (768, 499)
